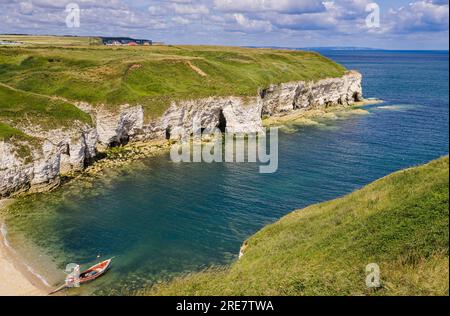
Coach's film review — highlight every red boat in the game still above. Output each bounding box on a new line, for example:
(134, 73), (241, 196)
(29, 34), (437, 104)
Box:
(49, 258), (113, 294)
(78, 258), (112, 284)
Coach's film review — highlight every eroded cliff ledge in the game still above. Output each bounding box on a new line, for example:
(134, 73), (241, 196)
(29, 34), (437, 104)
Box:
(0, 71), (362, 198)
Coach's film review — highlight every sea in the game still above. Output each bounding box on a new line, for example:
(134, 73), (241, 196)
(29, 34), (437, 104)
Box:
(2, 50), (448, 295)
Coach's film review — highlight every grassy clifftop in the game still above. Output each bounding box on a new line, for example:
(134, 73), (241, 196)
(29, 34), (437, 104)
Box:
(0, 38), (347, 145)
(146, 157), (449, 296)
(0, 84), (92, 152)
(0, 84), (92, 131)
(0, 43), (346, 120)
(0, 35), (101, 46)
(0, 39), (347, 167)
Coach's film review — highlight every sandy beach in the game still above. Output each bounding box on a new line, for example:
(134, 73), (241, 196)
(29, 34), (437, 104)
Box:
(0, 199), (48, 296)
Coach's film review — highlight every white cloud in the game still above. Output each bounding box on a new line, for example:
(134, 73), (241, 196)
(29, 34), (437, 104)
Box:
(214, 0), (325, 14)
(148, 5), (169, 15)
(388, 0), (449, 33)
(269, 12), (337, 30)
(0, 0), (448, 48)
(19, 1), (33, 15)
(172, 3), (209, 15)
(231, 13), (272, 32)
(29, 0), (123, 9)
(172, 16), (191, 24)
(323, 0), (372, 20)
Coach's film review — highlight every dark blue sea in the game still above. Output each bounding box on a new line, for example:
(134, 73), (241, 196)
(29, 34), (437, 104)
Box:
(4, 50), (449, 295)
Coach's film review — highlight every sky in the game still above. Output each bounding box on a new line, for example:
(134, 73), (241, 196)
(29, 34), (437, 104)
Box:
(0, 0), (448, 49)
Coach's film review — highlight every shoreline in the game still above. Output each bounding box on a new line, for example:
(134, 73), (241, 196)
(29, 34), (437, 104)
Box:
(0, 100), (381, 296)
(63, 139), (171, 181)
(0, 140), (173, 297)
(262, 98), (384, 127)
(82, 100), (383, 178)
(0, 199), (50, 296)
(4, 99), (380, 200)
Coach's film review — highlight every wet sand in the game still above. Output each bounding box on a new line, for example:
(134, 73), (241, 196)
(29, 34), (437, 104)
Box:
(0, 199), (48, 296)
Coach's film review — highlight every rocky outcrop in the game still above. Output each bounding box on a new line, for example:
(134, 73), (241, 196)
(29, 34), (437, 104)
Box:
(74, 71), (362, 146)
(95, 105), (144, 148)
(0, 71), (363, 198)
(141, 96), (264, 141)
(0, 140), (60, 198)
(260, 71), (362, 116)
(14, 124), (98, 174)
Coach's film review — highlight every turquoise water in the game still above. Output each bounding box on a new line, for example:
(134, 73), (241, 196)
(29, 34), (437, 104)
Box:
(4, 51), (449, 295)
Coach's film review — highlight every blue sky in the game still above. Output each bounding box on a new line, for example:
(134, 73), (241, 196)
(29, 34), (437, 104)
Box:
(1, 0), (448, 49)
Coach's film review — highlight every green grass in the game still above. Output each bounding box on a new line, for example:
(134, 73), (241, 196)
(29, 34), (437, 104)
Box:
(144, 157), (449, 296)
(0, 36), (347, 148)
(0, 35), (101, 46)
(0, 121), (26, 141)
(0, 84), (92, 132)
(0, 122), (41, 161)
(0, 41), (347, 120)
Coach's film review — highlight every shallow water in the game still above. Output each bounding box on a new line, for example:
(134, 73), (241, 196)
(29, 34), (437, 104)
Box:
(3, 50), (449, 295)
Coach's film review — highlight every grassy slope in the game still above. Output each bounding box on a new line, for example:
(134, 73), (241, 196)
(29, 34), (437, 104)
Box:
(146, 157), (449, 296)
(0, 83), (91, 160)
(0, 43), (346, 120)
(0, 84), (92, 131)
(0, 121), (42, 161)
(0, 122), (27, 141)
(0, 35), (101, 46)
(0, 39), (345, 164)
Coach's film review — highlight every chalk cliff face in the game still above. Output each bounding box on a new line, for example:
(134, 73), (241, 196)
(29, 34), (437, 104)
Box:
(260, 71), (362, 116)
(0, 140), (60, 198)
(142, 96), (264, 141)
(0, 71), (362, 198)
(95, 105), (144, 148)
(14, 123), (98, 174)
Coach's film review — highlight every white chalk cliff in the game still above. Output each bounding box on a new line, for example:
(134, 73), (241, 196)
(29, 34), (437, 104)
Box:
(0, 71), (362, 198)
(0, 140), (60, 197)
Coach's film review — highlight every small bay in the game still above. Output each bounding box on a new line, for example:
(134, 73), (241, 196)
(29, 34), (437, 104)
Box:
(3, 50), (449, 295)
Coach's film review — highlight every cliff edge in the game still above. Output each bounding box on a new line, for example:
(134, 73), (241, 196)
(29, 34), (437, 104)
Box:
(0, 45), (362, 198)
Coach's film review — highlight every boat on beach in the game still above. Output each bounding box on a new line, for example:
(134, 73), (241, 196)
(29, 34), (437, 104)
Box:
(49, 258), (113, 295)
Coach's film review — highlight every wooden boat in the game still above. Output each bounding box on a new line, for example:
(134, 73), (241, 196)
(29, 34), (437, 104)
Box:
(78, 258), (112, 283)
(49, 258), (113, 294)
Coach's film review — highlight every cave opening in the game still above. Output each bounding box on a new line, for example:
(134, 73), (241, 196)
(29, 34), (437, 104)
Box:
(165, 127), (171, 140)
(217, 110), (227, 133)
(109, 134), (130, 148)
(353, 92), (362, 102)
(120, 135), (130, 146)
(109, 141), (121, 148)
